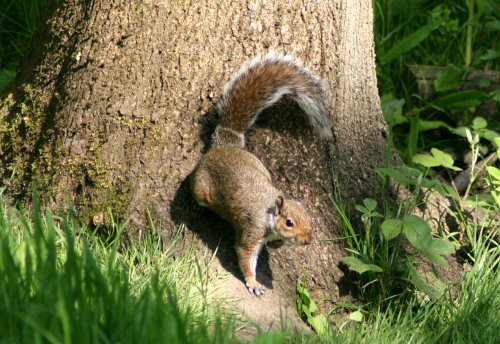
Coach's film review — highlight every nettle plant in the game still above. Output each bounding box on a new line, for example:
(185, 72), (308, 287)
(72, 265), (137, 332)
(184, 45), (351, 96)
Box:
(339, 193), (455, 303)
(337, 128), (499, 304)
(347, 125), (498, 304)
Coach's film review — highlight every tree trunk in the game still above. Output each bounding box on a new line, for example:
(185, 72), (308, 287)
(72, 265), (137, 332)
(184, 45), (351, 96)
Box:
(0, 0), (387, 330)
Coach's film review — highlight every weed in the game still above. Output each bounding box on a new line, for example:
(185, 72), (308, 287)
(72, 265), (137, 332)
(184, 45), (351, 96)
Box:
(296, 278), (330, 336)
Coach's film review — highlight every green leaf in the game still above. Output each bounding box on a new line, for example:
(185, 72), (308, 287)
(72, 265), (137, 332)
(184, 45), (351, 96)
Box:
(342, 256), (382, 274)
(375, 167), (411, 186)
(480, 49), (500, 61)
(487, 166), (500, 181)
(434, 66), (464, 92)
(452, 127), (468, 138)
(413, 149), (461, 171)
(409, 268), (443, 300)
(402, 215), (432, 251)
(421, 250), (448, 267)
(466, 128), (475, 145)
(309, 314), (329, 335)
(473, 76), (492, 88)
(485, 20), (500, 31)
(296, 278), (329, 336)
(483, 130), (500, 142)
(417, 119), (452, 132)
(493, 89), (500, 102)
(427, 238), (455, 255)
(430, 148), (454, 167)
(355, 205), (369, 215)
(494, 137), (500, 148)
(363, 198), (377, 212)
(308, 298), (318, 313)
(420, 238), (455, 266)
(433, 90), (489, 109)
(381, 219), (403, 241)
(412, 154), (441, 167)
(348, 310), (364, 322)
(472, 117), (488, 130)
(381, 94), (407, 127)
(430, 148), (461, 171)
(296, 278), (317, 312)
(398, 166), (424, 178)
(380, 20), (441, 65)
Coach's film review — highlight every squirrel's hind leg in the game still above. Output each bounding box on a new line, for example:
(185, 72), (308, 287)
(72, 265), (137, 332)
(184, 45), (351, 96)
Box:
(190, 169), (213, 207)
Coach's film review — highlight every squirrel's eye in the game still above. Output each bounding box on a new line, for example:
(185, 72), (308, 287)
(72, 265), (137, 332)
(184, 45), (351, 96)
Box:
(285, 219), (295, 227)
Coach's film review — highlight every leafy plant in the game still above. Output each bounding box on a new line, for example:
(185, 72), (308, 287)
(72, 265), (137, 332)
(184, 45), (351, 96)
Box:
(376, 0), (500, 162)
(412, 129), (499, 258)
(486, 164), (500, 208)
(331, 141), (481, 306)
(296, 278), (329, 336)
(340, 194), (454, 301)
(333, 125), (498, 313)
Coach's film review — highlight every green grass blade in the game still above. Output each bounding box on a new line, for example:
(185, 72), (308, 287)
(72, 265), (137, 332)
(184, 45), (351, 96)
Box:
(380, 20), (442, 65)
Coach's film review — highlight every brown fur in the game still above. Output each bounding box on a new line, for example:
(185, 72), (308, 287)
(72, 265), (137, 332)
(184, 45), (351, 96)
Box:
(221, 64), (320, 132)
(191, 146), (312, 296)
(191, 53), (326, 296)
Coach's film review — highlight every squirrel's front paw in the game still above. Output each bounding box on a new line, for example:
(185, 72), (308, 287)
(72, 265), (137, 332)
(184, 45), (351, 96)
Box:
(245, 277), (265, 296)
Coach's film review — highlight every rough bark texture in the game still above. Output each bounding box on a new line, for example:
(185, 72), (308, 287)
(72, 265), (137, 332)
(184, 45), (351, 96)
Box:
(0, 0), (388, 330)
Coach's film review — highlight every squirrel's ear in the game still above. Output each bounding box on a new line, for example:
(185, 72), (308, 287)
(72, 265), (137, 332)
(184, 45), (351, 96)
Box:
(276, 196), (284, 215)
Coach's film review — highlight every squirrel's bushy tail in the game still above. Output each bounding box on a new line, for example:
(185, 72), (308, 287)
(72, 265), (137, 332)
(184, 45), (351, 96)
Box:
(214, 52), (332, 146)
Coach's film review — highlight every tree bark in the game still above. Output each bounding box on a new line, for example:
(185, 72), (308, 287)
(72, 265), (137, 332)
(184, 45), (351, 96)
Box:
(0, 0), (387, 330)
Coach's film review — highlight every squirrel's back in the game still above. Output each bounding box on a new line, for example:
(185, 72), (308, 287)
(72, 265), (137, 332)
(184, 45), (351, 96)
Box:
(192, 53), (319, 295)
(213, 52), (332, 146)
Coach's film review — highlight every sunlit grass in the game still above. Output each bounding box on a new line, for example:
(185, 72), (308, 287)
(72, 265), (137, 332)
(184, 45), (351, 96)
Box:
(0, 191), (237, 343)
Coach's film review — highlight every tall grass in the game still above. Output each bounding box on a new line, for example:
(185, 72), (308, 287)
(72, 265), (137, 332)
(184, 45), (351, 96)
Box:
(0, 191), (237, 344)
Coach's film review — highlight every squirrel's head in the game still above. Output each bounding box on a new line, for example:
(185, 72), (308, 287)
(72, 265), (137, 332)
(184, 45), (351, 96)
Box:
(274, 196), (312, 245)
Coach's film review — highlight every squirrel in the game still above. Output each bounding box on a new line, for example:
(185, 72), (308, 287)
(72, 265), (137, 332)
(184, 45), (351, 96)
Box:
(190, 52), (331, 296)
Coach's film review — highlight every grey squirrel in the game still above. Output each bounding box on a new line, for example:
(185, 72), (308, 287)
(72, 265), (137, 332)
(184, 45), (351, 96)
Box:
(191, 52), (331, 296)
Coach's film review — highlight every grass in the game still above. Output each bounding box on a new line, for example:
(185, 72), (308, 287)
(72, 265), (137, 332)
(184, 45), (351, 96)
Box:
(0, 190), (239, 343)
(1, 184), (498, 343)
(328, 201), (499, 344)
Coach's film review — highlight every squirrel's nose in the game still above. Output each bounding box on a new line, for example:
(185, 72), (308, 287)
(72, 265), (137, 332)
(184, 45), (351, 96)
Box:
(304, 234), (311, 245)
(299, 233), (312, 245)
